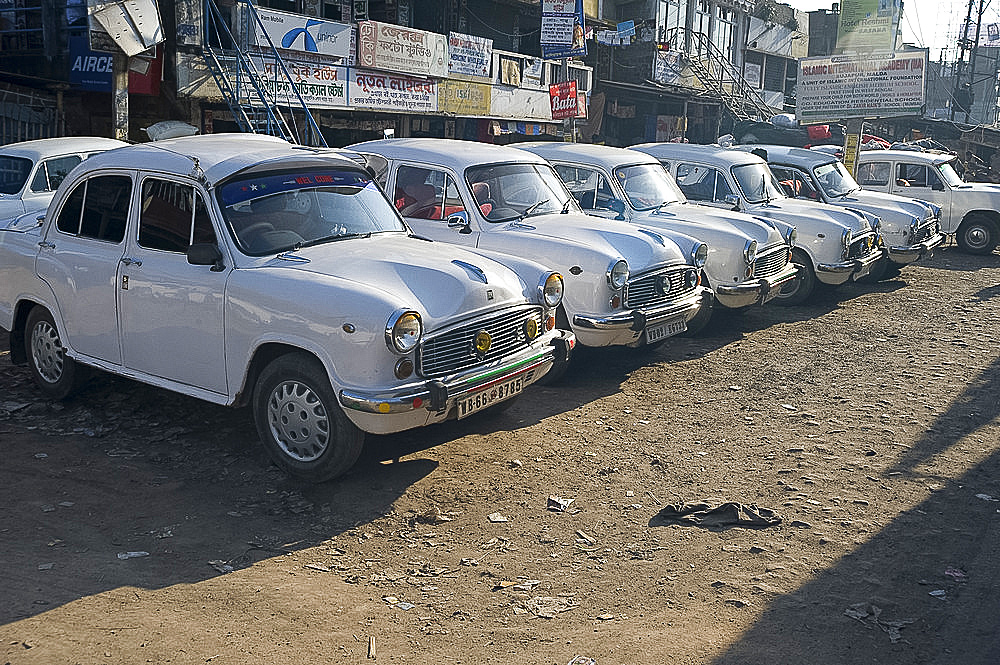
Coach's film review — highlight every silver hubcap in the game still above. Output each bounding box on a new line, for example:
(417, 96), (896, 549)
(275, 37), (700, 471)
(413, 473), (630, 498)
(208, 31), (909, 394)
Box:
(30, 320), (64, 384)
(966, 226), (989, 249)
(778, 276), (801, 298)
(266, 380), (330, 462)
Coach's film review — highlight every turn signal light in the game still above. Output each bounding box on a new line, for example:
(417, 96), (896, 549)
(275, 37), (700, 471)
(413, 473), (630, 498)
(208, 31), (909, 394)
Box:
(545, 315), (556, 331)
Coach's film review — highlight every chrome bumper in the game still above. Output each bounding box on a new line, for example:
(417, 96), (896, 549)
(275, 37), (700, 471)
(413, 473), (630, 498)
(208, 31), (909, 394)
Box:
(887, 231), (946, 264)
(339, 332), (573, 416)
(816, 247), (883, 282)
(572, 286), (710, 331)
(715, 261), (800, 309)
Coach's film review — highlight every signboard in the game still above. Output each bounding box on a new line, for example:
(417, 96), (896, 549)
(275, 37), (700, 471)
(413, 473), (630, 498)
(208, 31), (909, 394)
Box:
(541, 0), (586, 59)
(251, 56), (348, 108)
(448, 31), (492, 79)
(254, 7), (352, 62)
(491, 87), (552, 121)
(349, 69), (437, 113)
(796, 53), (926, 122)
(439, 80), (492, 115)
(836, 0), (901, 52)
(70, 35), (161, 94)
(549, 79), (578, 120)
(357, 21), (447, 78)
(843, 133), (861, 175)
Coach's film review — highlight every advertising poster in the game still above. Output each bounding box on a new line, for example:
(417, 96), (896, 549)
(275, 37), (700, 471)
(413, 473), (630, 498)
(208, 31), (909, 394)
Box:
(541, 0), (586, 59)
(549, 79), (578, 119)
(836, 0), (902, 52)
(448, 31), (492, 79)
(439, 80), (492, 115)
(251, 56), (348, 108)
(349, 69), (438, 112)
(254, 7), (352, 62)
(357, 21), (448, 78)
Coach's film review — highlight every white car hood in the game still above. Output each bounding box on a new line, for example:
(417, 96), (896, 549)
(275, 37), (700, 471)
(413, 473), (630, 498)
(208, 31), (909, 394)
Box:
(498, 212), (685, 268)
(640, 202), (784, 247)
(835, 190), (930, 222)
(266, 235), (531, 329)
(750, 197), (870, 234)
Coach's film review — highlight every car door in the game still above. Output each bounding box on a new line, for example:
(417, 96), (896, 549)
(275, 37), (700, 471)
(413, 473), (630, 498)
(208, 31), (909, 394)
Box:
(391, 163), (479, 247)
(36, 172), (131, 364)
(118, 176), (229, 394)
(892, 162), (950, 215)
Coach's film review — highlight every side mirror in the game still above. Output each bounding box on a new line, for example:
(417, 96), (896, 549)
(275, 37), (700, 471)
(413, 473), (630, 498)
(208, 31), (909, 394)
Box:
(724, 194), (741, 211)
(447, 211), (473, 234)
(187, 243), (225, 271)
(608, 199), (627, 220)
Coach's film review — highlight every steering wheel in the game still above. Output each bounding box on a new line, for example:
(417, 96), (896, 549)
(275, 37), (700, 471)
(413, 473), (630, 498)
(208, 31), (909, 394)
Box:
(241, 222), (275, 243)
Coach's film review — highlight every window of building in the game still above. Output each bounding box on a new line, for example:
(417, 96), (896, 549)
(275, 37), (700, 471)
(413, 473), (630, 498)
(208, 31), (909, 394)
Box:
(660, 0), (688, 39)
(713, 5), (735, 61)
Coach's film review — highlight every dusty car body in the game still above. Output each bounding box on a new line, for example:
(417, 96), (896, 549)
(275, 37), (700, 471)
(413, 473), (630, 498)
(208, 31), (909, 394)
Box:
(0, 134), (571, 481)
(0, 136), (127, 221)
(856, 149), (1000, 254)
(516, 141), (799, 320)
(631, 143), (883, 305)
(350, 138), (712, 352)
(740, 145), (944, 273)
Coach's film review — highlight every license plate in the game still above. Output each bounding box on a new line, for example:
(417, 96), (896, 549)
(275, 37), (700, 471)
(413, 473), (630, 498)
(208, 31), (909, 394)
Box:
(646, 317), (687, 343)
(457, 375), (525, 419)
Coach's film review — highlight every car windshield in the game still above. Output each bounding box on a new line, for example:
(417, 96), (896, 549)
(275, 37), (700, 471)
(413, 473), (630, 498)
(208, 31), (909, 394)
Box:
(217, 168), (405, 256)
(465, 162), (576, 222)
(813, 161), (860, 197)
(0, 156), (33, 195)
(731, 163), (786, 203)
(937, 160), (965, 187)
(613, 163), (686, 210)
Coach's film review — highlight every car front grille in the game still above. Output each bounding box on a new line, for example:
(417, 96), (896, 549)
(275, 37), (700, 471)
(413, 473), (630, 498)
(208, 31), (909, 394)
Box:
(418, 305), (544, 377)
(624, 266), (697, 309)
(911, 222), (936, 244)
(847, 233), (878, 259)
(753, 245), (790, 278)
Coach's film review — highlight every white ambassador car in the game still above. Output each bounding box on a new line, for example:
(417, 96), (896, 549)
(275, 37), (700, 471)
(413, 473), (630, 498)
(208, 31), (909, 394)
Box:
(631, 143), (883, 305)
(517, 142), (799, 326)
(0, 134), (573, 482)
(740, 145), (944, 277)
(0, 136), (128, 221)
(350, 138), (713, 357)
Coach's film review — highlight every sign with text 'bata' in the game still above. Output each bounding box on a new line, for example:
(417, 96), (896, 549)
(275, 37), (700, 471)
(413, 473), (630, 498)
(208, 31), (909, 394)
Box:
(549, 79), (578, 120)
(796, 52), (926, 123)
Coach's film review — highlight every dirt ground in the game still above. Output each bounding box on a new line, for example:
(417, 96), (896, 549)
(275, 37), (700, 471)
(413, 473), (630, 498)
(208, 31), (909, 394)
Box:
(2, 244), (1000, 665)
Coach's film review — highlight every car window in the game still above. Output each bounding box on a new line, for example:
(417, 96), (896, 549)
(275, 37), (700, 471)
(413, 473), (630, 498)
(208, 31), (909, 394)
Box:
(217, 167), (404, 256)
(614, 163), (685, 209)
(896, 163), (929, 187)
(554, 164), (614, 211)
(394, 165), (465, 221)
(731, 163), (783, 203)
(56, 175), (131, 243)
(139, 178), (216, 253)
(465, 162), (575, 222)
(675, 163), (732, 202)
(856, 161), (890, 187)
(0, 155), (33, 194)
(772, 165), (820, 200)
(29, 155), (82, 193)
(361, 153), (390, 188)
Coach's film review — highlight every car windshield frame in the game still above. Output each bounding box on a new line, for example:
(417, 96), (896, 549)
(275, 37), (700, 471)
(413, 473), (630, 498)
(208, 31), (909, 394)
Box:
(937, 160), (965, 187)
(731, 162), (786, 204)
(0, 156), (34, 195)
(465, 161), (578, 223)
(216, 167), (406, 256)
(612, 163), (686, 211)
(812, 160), (860, 198)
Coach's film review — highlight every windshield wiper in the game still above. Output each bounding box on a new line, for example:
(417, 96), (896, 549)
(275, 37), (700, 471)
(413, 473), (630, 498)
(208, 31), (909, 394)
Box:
(520, 198), (550, 219)
(560, 198), (573, 214)
(294, 232), (372, 249)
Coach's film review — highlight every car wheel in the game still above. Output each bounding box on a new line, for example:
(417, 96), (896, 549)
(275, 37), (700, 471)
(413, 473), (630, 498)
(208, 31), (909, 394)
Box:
(956, 215), (999, 254)
(253, 352), (364, 482)
(24, 306), (87, 400)
(537, 306), (573, 385)
(774, 250), (816, 306)
(681, 281), (715, 336)
(859, 255), (889, 283)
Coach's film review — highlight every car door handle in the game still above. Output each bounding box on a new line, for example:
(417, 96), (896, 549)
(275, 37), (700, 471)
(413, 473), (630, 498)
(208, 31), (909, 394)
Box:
(121, 257), (142, 267)
(38, 241), (55, 249)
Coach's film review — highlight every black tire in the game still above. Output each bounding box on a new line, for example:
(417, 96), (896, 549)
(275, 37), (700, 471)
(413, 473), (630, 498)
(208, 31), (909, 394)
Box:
(537, 306), (573, 385)
(859, 255), (889, 283)
(956, 215), (999, 254)
(680, 283), (715, 336)
(252, 352), (364, 483)
(24, 306), (87, 400)
(774, 250), (816, 306)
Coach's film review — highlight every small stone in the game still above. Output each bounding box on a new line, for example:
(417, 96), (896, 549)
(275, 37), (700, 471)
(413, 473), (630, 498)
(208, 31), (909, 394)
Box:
(790, 520), (812, 528)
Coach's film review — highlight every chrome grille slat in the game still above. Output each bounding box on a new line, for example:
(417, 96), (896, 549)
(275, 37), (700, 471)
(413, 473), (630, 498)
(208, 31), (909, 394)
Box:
(624, 267), (696, 309)
(418, 306), (544, 377)
(753, 246), (789, 278)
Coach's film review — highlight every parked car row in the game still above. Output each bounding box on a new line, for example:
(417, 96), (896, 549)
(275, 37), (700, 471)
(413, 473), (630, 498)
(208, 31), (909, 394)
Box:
(0, 133), (980, 482)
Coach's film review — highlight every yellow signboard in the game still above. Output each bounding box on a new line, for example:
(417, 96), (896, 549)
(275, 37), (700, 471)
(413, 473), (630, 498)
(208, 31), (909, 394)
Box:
(843, 133), (861, 175)
(439, 80), (492, 116)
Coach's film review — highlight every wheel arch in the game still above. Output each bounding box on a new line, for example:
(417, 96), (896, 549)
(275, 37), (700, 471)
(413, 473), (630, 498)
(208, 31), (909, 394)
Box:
(10, 299), (49, 366)
(959, 209), (1000, 227)
(234, 342), (330, 408)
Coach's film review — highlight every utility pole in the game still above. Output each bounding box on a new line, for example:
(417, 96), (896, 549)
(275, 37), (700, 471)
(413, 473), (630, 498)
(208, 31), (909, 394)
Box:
(951, 0), (976, 120)
(965, 0), (987, 122)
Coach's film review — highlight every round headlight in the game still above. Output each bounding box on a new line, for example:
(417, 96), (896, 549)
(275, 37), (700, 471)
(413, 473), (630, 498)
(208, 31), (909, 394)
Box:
(539, 272), (564, 308)
(607, 259), (629, 290)
(386, 310), (422, 354)
(685, 269), (700, 289)
(691, 242), (708, 268)
(743, 239), (758, 264)
(785, 227), (797, 247)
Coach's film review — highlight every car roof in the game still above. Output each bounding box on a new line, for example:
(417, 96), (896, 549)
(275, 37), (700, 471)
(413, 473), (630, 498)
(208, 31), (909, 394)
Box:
(731, 144), (833, 167)
(631, 142), (762, 166)
(0, 136), (129, 161)
(349, 138), (549, 169)
(857, 149), (956, 165)
(76, 134), (365, 184)
(517, 141), (660, 170)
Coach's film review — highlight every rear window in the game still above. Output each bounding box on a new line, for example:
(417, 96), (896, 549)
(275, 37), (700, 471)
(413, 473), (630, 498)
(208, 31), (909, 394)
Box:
(0, 156), (32, 195)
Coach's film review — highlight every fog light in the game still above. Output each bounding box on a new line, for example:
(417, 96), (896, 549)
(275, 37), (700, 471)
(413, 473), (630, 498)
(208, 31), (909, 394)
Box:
(610, 294), (621, 309)
(394, 357), (414, 379)
(745, 265), (753, 278)
(545, 315), (556, 331)
(524, 318), (539, 340)
(685, 269), (700, 289)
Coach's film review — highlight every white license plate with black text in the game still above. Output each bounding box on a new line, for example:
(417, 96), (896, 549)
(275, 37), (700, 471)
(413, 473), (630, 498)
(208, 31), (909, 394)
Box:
(646, 317), (687, 343)
(457, 375), (525, 419)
